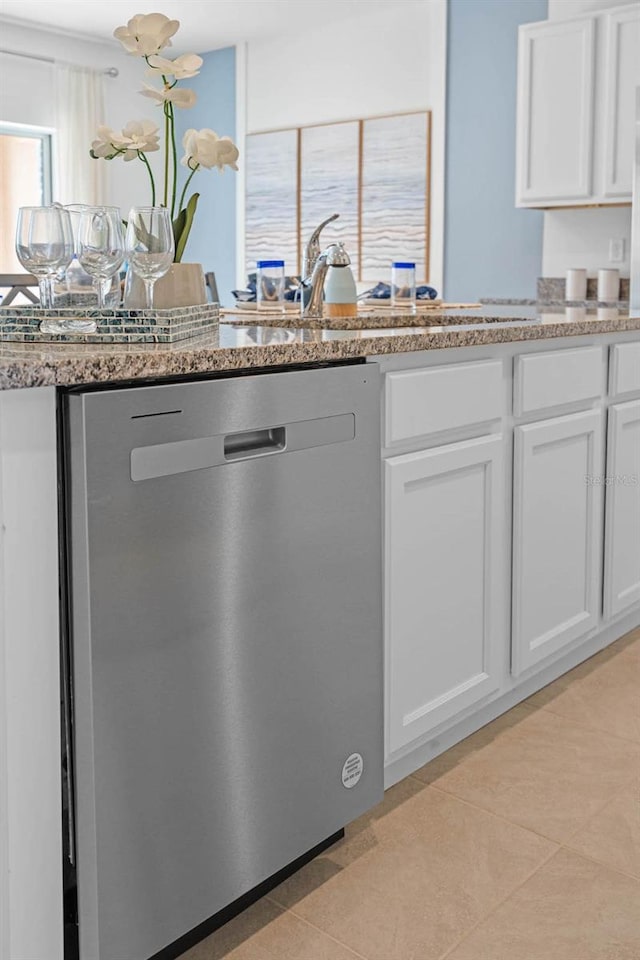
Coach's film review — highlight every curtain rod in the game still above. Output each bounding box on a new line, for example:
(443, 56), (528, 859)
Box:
(0, 47), (118, 76)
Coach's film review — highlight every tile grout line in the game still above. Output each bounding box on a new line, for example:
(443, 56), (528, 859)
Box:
(559, 767), (639, 844)
(558, 841), (640, 884)
(435, 844), (562, 960)
(263, 896), (371, 960)
(425, 782), (566, 845)
(530, 701), (640, 746)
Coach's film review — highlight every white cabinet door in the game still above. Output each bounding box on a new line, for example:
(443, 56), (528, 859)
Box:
(604, 400), (640, 618)
(512, 410), (603, 676)
(516, 17), (595, 205)
(603, 6), (640, 198)
(385, 435), (505, 756)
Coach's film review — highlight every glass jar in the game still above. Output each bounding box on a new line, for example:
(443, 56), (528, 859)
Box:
(391, 261), (416, 309)
(257, 260), (285, 310)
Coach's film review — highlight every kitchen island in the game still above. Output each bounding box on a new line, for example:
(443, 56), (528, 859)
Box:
(1, 303), (639, 389)
(1, 304), (639, 960)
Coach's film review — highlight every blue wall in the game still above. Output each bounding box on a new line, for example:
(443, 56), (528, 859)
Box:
(444, 0), (547, 301)
(175, 46), (236, 305)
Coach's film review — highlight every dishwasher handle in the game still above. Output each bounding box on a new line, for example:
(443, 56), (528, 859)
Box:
(224, 426), (286, 461)
(130, 413), (355, 481)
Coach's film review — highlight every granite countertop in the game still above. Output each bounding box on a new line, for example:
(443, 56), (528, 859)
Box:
(1, 304), (638, 391)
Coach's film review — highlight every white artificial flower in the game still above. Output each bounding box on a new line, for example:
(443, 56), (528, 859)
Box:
(91, 121), (160, 161)
(114, 13), (179, 56)
(147, 53), (203, 80)
(214, 136), (240, 171)
(91, 125), (121, 159)
(181, 128), (239, 171)
(141, 83), (197, 109)
(113, 120), (161, 160)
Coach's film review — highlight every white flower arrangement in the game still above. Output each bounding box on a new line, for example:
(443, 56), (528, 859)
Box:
(90, 12), (239, 262)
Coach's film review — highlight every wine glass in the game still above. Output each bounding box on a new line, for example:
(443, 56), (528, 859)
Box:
(15, 206), (73, 308)
(77, 207), (125, 309)
(125, 206), (174, 309)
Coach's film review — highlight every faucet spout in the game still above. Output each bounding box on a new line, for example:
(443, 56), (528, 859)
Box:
(302, 213), (339, 282)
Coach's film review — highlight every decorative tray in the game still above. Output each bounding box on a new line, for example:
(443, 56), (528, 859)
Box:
(0, 302), (219, 344)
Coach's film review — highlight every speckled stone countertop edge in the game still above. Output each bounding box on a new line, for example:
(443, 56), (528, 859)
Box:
(1, 313), (639, 391)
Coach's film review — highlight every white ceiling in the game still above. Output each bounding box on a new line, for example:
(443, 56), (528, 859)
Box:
(0, 0), (397, 52)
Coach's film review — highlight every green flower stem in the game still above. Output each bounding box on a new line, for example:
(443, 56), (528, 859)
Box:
(138, 151), (156, 205)
(163, 100), (170, 207)
(177, 163), (199, 214)
(169, 103), (178, 218)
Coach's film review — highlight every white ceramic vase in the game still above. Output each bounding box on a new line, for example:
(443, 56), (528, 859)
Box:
(124, 262), (207, 309)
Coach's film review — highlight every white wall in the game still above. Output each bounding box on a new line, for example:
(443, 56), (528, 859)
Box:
(543, 0), (636, 280)
(243, 0), (447, 293)
(0, 19), (161, 214)
(543, 206), (632, 277)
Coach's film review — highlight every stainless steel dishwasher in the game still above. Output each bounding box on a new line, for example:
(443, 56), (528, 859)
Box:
(62, 361), (383, 960)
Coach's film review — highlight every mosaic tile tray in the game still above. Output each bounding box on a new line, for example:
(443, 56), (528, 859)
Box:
(0, 302), (219, 344)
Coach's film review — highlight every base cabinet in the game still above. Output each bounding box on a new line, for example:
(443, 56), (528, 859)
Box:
(604, 400), (640, 617)
(385, 434), (505, 756)
(512, 410), (604, 675)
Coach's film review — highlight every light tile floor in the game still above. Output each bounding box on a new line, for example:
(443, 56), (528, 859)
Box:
(181, 626), (640, 960)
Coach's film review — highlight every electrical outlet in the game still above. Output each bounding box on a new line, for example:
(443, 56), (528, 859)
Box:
(608, 238), (625, 263)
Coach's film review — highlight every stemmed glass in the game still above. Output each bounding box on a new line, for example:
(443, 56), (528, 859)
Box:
(15, 206), (73, 308)
(125, 206), (174, 309)
(77, 207), (125, 309)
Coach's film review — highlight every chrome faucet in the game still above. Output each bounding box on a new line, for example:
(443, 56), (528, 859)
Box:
(300, 214), (340, 318)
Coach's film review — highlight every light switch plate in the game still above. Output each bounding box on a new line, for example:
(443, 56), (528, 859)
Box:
(608, 238), (625, 263)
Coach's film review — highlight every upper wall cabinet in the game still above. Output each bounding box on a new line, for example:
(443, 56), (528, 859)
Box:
(516, 17), (596, 205)
(516, 3), (640, 208)
(603, 6), (640, 198)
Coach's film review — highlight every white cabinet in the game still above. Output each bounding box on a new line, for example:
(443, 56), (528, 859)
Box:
(604, 400), (640, 618)
(603, 7), (640, 198)
(516, 3), (640, 207)
(516, 17), (595, 205)
(512, 410), (603, 675)
(385, 434), (505, 756)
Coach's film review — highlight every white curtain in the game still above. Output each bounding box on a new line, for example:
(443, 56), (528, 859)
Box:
(54, 63), (107, 206)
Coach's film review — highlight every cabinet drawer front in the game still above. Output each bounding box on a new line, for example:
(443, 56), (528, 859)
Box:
(385, 360), (503, 445)
(610, 342), (640, 397)
(514, 346), (604, 416)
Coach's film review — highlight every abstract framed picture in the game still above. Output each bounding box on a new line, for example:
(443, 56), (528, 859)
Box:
(300, 121), (359, 272)
(244, 111), (431, 285)
(360, 112), (431, 283)
(245, 128), (298, 277)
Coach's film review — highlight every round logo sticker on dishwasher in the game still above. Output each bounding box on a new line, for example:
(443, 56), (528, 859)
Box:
(342, 753), (364, 789)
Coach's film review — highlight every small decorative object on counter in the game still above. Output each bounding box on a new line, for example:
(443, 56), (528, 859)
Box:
(391, 262), (416, 310)
(565, 268), (587, 300)
(597, 268), (619, 302)
(89, 11), (240, 306)
(360, 281), (437, 301)
(323, 243), (357, 317)
(257, 260), (285, 310)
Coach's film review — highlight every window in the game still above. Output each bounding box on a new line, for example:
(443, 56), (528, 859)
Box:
(0, 123), (52, 272)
